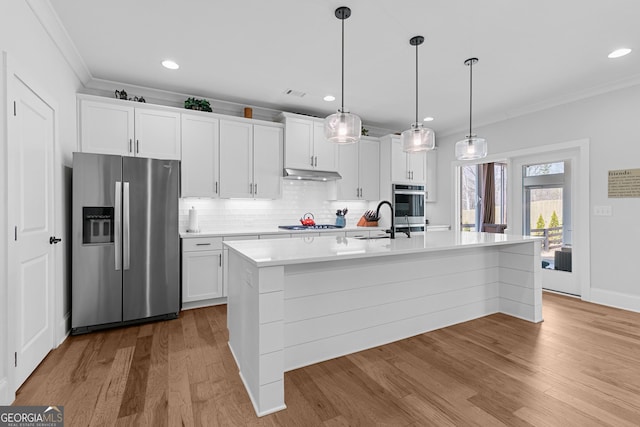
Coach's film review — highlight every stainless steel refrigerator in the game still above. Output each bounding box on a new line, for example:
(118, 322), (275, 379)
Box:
(72, 152), (180, 334)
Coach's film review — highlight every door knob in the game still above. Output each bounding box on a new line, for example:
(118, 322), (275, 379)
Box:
(49, 236), (62, 245)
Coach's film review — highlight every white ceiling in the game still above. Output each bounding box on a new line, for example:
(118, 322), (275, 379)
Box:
(49, 0), (640, 136)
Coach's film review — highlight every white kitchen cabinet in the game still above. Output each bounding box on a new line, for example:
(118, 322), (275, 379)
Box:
(220, 119), (253, 198)
(78, 95), (181, 160)
(182, 237), (223, 304)
(380, 134), (437, 202)
(181, 114), (219, 197)
(337, 137), (380, 200)
(219, 119), (282, 199)
(134, 108), (181, 160)
(253, 124), (283, 199)
(281, 112), (337, 171)
(79, 98), (134, 156)
(389, 135), (426, 183)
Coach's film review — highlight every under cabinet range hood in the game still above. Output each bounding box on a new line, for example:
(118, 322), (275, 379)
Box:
(283, 168), (342, 181)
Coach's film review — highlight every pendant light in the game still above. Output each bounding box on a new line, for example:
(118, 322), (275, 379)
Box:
(455, 57), (488, 160)
(401, 36), (435, 152)
(324, 6), (361, 144)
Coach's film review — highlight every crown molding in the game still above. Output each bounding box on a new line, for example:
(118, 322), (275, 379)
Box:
(26, 0), (92, 84)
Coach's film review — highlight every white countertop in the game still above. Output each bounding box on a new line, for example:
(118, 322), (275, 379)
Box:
(180, 224), (450, 238)
(224, 231), (540, 267)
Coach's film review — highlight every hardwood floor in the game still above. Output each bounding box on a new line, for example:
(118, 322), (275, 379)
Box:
(13, 292), (640, 426)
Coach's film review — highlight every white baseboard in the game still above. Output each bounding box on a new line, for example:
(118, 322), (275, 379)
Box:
(181, 297), (227, 311)
(0, 378), (12, 405)
(589, 288), (640, 313)
(56, 312), (70, 347)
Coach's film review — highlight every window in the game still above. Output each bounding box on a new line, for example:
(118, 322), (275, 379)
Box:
(460, 162), (507, 231)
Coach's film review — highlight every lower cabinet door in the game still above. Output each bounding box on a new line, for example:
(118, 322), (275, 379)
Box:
(182, 250), (223, 302)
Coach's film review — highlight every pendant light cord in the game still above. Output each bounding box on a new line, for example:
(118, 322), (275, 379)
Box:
(469, 60), (473, 137)
(415, 42), (419, 125)
(341, 16), (345, 113)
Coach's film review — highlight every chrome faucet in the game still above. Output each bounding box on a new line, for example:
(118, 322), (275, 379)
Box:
(376, 200), (395, 239)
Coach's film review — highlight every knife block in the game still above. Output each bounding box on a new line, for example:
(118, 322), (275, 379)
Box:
(357, 216), (378, 227)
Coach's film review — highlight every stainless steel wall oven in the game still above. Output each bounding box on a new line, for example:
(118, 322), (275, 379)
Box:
(392, 184), (425, 232)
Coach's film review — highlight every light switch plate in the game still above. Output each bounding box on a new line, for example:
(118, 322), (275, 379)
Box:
(593, 205), (612, 216)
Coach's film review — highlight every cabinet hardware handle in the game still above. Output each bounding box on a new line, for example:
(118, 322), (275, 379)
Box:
(310, 156), (314, 167)
(196, 243), (211, 246)
(314, 156), (318, 167)
(136, 140), (139, 153)
(410, 171), (413, 180)
(250, 183), (253, 194)
(219, 254), (222, 267)
(129, 139), (132, 153)
(254, 183), (257, 195)
(356, 188), (359, 198)
(215, 182), (218, 194)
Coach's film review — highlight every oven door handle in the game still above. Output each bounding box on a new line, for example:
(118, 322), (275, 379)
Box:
(393, 191), (425, 195)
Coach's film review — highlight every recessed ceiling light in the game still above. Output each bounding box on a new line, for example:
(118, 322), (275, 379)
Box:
(161, 59), (180, 70)
(323, 95), (336, 102)
(423, 116), (434, 122)
(608, 48), (631, 59)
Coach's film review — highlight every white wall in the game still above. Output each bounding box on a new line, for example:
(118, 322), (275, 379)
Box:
(430, 83), (640, 311)
(0, 1), (82, 404)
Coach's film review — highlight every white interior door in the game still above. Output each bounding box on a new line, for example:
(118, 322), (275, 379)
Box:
(7, 75), (55, 388)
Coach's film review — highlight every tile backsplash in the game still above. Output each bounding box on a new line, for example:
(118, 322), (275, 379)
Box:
(180, 180), (376, 231)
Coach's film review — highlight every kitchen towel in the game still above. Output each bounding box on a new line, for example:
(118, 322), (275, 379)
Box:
(188, 206), (199, 232)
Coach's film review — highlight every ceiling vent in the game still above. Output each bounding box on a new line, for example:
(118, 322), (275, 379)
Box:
(283, 89), (306, 98)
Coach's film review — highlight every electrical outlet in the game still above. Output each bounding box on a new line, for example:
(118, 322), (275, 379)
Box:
(593, 205), (612, 216)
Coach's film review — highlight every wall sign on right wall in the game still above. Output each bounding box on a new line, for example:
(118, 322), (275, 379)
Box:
(608, 168), (640, 198)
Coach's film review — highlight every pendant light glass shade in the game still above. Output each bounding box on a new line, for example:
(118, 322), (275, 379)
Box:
(455, 136), (487, 160)
(325, 6), (360, 144)
(401, 36), (435, 152)
(455, 57), (487, 160)
(325, 109), (361, 144)
(401, 123), (435, 152)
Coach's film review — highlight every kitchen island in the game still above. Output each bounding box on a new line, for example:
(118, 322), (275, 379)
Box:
(224, 231), (542, 416)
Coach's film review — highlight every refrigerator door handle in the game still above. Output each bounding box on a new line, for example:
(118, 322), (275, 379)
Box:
(123, 182), (131, 270)
(115, 181), (122, 271)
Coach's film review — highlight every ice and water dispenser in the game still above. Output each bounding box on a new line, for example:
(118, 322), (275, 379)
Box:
(82, 206), (114, 244)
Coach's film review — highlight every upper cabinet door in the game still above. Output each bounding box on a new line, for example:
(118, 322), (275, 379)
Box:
(284, 117), (313, 169)
(253, 125), (283, 199)
(359, 139), (380, 201)
(408, 151), (426, 183)
(219, 119), (253, 198)
(336, 143), (359, 200)
(390, 138), (409, 182)
(313, 121), (337, 171)
(181, 114), (219, 197)
(134, 108), (181, 160)
(80, 100), (134, 156)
